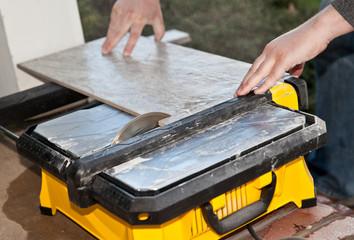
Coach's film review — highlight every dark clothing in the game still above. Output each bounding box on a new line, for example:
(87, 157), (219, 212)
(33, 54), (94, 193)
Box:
(308, 0), (354, 200)
(310, 32), (354, 200)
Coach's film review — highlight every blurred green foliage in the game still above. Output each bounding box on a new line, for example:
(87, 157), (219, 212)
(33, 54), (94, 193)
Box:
(78, 0), (115, 41)
(77, 0), (321, 113)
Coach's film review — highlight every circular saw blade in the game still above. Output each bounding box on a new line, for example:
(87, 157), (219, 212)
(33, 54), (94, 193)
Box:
(112, 112), (170, 145)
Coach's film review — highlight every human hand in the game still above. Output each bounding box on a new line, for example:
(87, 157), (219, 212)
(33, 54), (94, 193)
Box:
(234, 27), (317, 97)
(102, 0), (165, 56)
(235, 5), (353, 97)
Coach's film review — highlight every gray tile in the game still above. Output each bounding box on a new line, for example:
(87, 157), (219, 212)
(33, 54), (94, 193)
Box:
(19, 36), (251, 125)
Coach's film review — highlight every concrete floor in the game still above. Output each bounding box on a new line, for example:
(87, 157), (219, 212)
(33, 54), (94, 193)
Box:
(0, 128), (95, 240)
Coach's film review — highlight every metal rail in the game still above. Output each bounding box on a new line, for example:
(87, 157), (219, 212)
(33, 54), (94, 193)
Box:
(0, 125), (19, 142)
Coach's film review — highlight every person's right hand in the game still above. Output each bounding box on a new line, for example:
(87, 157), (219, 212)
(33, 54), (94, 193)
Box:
(234, 4), (354, 97)
(102, 0), (165, 56)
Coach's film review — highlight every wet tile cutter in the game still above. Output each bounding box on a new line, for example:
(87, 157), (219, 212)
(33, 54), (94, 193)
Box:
(0, 78), (326, 239)
(0, 33), (326, 240)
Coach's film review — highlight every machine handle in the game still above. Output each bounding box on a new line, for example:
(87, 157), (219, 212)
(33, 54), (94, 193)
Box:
(202, 172), (276, 235)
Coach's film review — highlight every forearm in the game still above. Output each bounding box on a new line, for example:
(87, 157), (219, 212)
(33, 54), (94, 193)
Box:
(310, 4), (353, 44)
(235, 4), (353, 97)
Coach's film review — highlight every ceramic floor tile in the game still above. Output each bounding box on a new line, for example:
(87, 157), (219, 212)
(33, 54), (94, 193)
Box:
(19, 35), (251, 125)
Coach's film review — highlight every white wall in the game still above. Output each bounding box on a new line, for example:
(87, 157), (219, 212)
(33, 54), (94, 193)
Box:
(0, 0), (84, 97)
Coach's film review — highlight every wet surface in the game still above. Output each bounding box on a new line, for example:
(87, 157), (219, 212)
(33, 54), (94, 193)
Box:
(105, 104), (305, 192)
(34, 104), (134, 157)
(0, 134), (95, 240)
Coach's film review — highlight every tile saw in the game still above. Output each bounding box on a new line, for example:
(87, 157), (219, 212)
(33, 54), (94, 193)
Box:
(1, 81), (326, 239)
(0, 34), (326, 239)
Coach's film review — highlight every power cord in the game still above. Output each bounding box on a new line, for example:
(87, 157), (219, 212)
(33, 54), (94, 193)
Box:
(246, 223), (307, 240)
(246, 224), (264, 240)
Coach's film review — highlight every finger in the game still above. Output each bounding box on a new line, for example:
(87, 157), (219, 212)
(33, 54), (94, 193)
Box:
(102, 6), (132, 54)
(152, 15), (165, 41)
(102, 3), (123, 53)
(254, 64), (286, 94)
(242, 55), (266, 84)
(102, 22), (131, 55)
(237, 42), (276, 94)
(234, 55), (266, 97)
(236, 55), (276, 96)
(123, 22), (145, 56)
(289, 63), (305, 76)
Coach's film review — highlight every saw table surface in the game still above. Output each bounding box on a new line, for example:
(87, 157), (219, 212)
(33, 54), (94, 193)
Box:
(34, 104), (134, 158)
(18, 36), (251, 125)
(104, 104), (305, 193)
(31, 101), (307, 194)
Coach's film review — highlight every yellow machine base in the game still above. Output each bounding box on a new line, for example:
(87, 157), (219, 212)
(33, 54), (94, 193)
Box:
(40, 157), (315, 240)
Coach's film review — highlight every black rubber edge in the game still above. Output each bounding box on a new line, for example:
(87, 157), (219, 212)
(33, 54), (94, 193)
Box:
(39, 206), (54, 216)
(284, 77), (309, 110)
(16, 127), (71, 183)
(301, 188), (317, 208)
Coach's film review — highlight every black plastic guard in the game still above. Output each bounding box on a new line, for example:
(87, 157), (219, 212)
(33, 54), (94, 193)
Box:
(284, 76), (309, 110)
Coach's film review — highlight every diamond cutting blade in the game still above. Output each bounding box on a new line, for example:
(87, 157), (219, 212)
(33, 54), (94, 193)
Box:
(112, 112), (170, 145)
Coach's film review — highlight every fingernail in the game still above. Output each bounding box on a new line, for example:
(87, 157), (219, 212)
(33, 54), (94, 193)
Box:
(123, 51), (130, 57)
(102, 48), (108, 55)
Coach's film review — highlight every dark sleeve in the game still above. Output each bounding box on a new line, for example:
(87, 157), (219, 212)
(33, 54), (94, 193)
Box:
(331, 0), (354, 27)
